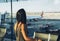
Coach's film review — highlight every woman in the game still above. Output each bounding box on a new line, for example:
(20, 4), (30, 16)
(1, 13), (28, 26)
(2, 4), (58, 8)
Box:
(14, 8), (42, 41)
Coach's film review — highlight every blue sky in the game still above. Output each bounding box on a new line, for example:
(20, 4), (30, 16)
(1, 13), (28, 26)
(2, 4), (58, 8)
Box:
(0, 0), (60, 13)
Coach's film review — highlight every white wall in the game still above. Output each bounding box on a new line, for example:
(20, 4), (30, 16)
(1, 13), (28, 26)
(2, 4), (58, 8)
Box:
(42, 12), (60, 19)
(13, 12), (60, 19)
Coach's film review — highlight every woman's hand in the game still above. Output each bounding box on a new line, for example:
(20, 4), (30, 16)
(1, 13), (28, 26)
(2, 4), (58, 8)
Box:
(37, 39), (42, 41)
(34, 38), (42, 41)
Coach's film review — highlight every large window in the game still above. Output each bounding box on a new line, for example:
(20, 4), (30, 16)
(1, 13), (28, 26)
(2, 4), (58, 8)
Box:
(0, 0), (60, 41)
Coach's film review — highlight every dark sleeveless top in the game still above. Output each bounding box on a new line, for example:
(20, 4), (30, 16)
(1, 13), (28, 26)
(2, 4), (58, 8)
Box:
(15, 23), (26, 41)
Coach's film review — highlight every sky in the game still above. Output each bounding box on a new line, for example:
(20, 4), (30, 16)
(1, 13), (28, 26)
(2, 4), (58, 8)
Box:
(0, 0), (60, 13)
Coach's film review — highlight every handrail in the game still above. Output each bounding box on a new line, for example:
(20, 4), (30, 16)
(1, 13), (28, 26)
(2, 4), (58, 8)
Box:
(33, 32), (58, 41)
(0, 28), (6, 41)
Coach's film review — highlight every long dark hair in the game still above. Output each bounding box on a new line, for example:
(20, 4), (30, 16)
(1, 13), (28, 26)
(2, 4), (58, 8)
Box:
(16, 8), (26, 24)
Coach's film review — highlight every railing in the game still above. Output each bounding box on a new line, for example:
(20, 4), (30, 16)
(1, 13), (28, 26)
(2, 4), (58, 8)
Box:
(0, 27), (6, 41)
(33, 32), (58, 41)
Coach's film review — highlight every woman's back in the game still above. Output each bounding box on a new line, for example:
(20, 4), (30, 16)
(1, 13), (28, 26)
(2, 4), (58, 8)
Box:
(14, 22), (25, 41)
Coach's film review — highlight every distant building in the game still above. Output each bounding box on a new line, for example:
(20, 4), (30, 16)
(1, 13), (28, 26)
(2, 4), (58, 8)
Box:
(1, 12), (10, 24)
(1, 14), (5, 24)
(4, 12), (11, 23)
(1, 12), (16, 24)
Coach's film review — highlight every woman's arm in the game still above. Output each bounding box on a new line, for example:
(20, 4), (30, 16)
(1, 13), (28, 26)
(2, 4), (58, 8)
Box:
(21, 23), (36, 41)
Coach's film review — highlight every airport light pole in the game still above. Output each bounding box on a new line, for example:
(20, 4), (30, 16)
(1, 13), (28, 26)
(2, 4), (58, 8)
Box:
(6, 0), (19, 41)
(10, 0), (19, 41)
(10, 0), (13, 41)
(5, 0), (13, 41)
(11, 0), (13, 24)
